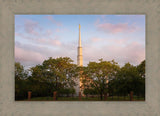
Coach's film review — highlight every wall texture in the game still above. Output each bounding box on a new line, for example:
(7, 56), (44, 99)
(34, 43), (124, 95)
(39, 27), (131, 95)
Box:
(0, 0), (160, 116)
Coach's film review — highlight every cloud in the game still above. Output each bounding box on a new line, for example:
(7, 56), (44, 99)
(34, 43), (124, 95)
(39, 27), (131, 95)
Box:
(107, 38), (129, 45)
(15, 36), (145, 68)
(15, 46), (46, 66)
(89, 37), (130, 47)
(91, 38), (102, 42)
(16, 18), (62, 47)
(15, 32), (35, 41)
(96, 23), (138, 34)
(46, 16), (62, 26)
(15, 41), (62, 56)
(56, 28), (60, 32)
(15, 40), (77, 68)
(24, 20), (40, 36)
(105, 42), (145, 65)
(15, 42), (61, 67)
(15, 16), (144, 68)
(45, 29), (53, 36)
(15, 31), (61, 47)
(36, 38), (62, 46)
(83, 38), (145, 66)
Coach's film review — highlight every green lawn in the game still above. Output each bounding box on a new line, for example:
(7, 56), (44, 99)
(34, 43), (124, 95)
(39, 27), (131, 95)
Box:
(21, 96), (145, 101)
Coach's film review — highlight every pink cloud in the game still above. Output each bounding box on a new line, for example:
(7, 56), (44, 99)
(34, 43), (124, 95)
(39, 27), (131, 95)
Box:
(83, 39), (145, 66)
(15, 32), (23, 37)
(107, 38), (129, 45)
(15, 41), (77, 68)
(24, 20), (40, 35)
(15, 32), (35, 41)
(45, 29), (53, 36)
(91, 38), (102, 42)
(46, 16), (62, 26)
(96, 23), (138, 34)
(114, 42), (145, 65)
(15, 31), (61, 47)
(50, 39), (61, 46)
(56, 28), (60, 32)
(36, 38), (62, 46)
(15, 46), (46, 65)
(55, 28), (69, 33)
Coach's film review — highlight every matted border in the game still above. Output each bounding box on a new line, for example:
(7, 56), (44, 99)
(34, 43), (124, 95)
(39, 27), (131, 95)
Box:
(0, 0), (160, 116)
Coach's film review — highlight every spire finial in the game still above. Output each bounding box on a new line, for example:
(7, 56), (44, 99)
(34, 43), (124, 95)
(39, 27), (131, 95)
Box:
(77, 24), (83, 66)
(78, 24), (81, 47)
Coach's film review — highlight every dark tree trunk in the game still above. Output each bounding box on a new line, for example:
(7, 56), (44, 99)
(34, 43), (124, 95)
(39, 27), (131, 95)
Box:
(55, 77), (58, 100)
(100, 93), (103, 100)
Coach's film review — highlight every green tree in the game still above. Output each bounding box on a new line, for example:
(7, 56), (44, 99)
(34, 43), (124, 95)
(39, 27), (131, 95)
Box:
(111, 62), (145, 97)
(15, 62), (28, 100)
(136, 60), (145, 97)
(30, 57), (78, 97)
(82, 59), (120, 100)
(137, 60), (145, 78)
(15, 62), (28, 80)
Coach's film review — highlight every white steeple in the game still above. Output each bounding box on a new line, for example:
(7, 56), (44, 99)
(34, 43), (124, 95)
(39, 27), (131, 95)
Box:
(78, 24), (82, 47)
(77, 24), (83, 66)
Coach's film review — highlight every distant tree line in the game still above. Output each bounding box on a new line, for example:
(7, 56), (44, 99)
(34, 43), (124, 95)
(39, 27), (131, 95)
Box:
(15, 57), (145, 100)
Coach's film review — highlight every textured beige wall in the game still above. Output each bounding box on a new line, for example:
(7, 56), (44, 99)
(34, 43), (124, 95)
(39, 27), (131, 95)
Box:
(0, 0), (160, 116)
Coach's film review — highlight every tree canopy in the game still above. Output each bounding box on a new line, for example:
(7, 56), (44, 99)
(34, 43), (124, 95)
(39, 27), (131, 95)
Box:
(15, 58), (145, 100)
(81, 59), (120, 100)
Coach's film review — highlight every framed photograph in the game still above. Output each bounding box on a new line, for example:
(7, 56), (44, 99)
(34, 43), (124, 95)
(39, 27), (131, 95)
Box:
(0, 0), (160, 116)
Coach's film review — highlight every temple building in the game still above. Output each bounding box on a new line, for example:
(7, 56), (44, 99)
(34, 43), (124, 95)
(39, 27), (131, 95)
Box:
(75, 24), (83, 96)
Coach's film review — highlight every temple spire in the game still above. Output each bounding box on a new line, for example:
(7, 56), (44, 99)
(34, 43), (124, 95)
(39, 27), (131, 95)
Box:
(78, 24), (81, 47)
(77, 24), (83, 66)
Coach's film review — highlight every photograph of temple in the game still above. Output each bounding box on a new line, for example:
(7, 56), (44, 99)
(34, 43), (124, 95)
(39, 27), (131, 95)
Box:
(15, 15), (145, 101)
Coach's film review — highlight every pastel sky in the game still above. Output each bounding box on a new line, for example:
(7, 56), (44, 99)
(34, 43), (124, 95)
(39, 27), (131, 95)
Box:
(15, 15), (145, 69)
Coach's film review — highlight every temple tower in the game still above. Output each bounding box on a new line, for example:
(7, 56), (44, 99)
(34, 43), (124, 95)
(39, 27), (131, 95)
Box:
(77, 24), (83, 95)
(77, 24), (83, 66)
(75, 24), (83, 96)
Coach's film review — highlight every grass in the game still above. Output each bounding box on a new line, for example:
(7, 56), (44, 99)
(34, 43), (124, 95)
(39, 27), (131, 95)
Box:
(20, 96), (145, 101)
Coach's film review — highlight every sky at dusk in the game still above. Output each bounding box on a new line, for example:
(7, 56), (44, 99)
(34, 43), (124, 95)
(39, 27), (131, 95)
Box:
(15, 15), (145, 69)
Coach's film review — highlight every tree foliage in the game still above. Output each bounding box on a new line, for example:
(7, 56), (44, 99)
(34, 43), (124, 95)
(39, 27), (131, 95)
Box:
(15, 62), (28, 100)
(29, 57), (78, 96)
(81, 59), (120, 100)
(108, 61), (145, 97)
(15, 57), (79, 100)
(15, 58), (145, 100)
